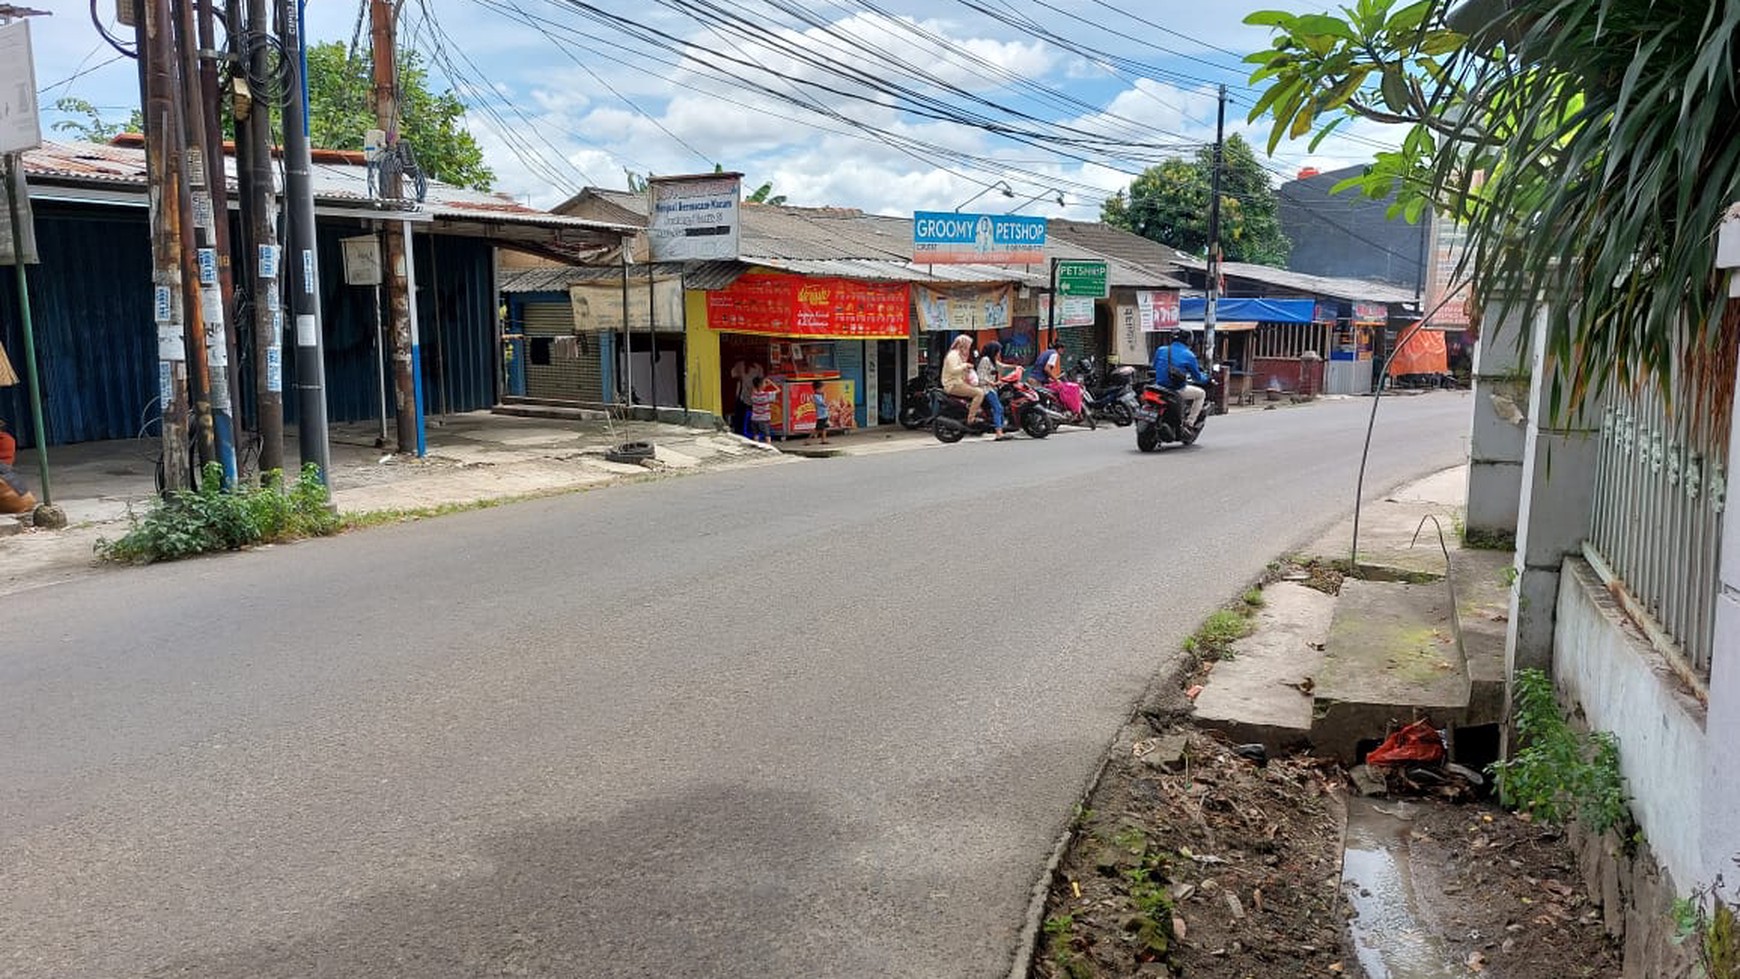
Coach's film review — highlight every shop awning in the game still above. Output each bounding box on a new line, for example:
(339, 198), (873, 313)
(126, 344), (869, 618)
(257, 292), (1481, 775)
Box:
(1179, 297), (1317, 323)
(1177, 320), (1257, 332)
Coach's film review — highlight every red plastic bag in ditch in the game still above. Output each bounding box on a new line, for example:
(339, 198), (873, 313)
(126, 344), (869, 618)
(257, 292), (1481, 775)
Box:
(1366, 719), (1446, 766)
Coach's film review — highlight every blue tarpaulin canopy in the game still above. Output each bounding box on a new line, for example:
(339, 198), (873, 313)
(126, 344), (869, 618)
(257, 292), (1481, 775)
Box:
(1179, 297), (1317, 323)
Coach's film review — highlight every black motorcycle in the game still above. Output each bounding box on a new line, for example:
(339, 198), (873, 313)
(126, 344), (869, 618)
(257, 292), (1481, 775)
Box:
(898, 370), (936, 429)
(1134, 376), (1220, 452)
(1072, 357), (1138, 427)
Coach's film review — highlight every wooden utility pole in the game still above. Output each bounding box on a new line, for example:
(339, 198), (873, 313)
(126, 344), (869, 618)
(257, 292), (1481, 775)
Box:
(171, 0), (232, 482)
(1204, 84), (1227, 366)
(235, 0), (283, 473)
(280, 0), (332, 481)
(139, 0), (194, 492)
(371, 0), (418, 454)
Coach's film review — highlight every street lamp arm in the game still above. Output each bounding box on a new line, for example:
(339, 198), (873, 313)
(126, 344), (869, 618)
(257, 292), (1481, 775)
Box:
(953, 180), (1015, 212)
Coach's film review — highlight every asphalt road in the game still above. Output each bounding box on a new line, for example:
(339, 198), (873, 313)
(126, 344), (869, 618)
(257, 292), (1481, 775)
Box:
(3, 392), (1471, 979)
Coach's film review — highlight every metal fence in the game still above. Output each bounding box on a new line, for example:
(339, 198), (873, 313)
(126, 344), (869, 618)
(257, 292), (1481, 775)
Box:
(1587, 379), (1729, 678)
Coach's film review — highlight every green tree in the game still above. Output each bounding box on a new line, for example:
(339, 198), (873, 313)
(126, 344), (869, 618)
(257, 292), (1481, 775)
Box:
(1240, 0), (1740, 416)
(745, 181), (786, 205)
(51, 97), (140, 142)
(304, 43), (493, 191)
(1101, 133), (1289, 266)
(49, 44), (493, 192)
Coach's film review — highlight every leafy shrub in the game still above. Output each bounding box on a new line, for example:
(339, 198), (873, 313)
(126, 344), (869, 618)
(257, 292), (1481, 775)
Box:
(97, 463), (339, 564)
(1491, 669), (1630, 834)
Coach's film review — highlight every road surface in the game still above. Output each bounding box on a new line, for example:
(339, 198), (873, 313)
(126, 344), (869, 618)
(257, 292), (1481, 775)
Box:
(3, 393), (1470, 978)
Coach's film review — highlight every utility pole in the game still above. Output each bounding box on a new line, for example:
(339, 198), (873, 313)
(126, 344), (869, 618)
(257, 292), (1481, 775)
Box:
(0, 10), (50, 505)
(280, 0), (332, 481)
(236, 0), (283, 473)
(197, 0), (243, 476)
(140, 0), (195, 492)
(371, 0), (419, 454)
(1204, 84), (1226, 370)
(178, 0), (237, 485)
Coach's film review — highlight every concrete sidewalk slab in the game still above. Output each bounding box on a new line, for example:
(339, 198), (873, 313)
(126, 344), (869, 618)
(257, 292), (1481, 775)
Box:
(1306, 464), (1465, 579)
(1192, 582), (1335, 751)
(1311, 579), (1469, 761)
(1450, 548), (1514, 725)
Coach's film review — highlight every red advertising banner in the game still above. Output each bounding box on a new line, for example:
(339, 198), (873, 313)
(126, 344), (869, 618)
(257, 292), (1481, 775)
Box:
(707, 274), (910, 339)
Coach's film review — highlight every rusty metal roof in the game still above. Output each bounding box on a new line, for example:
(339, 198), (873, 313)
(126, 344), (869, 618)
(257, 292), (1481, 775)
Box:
(21, 139), (637, 237)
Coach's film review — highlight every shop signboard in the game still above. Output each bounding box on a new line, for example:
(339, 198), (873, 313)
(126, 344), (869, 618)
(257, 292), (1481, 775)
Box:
(1055, 259), (1108, 298)
(647, 173), (741, 262)
(706, 273), (909, 338)
(1115, 305), (1145, 364)
(913, 284), (1013, 333)
(570, 276), (685, 333)
(1352, 301), (1388, 324)
(912, 211), (1046, 264)
(1314, 300), (1342, 324)
(0, 21), (42, 155)
(1136, 290), (1181, 331)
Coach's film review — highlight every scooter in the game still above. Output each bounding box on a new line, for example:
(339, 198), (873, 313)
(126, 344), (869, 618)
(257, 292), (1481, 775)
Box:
(931, 379), (1052, 442)
(1073, 358), (1138, 427)
(1034, 375), (1096, 430)
(1134, 375), (1220, 452)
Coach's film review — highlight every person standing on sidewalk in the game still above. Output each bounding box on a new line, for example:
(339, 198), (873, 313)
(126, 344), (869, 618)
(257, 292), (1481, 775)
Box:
(748, 377), (778, 444)
(730, 361), (765, 438)
(809, 380), (831, 444)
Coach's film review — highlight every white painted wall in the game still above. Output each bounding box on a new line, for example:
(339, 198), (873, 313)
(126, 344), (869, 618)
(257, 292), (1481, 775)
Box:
(1699, 344), (1740, 886)
(1555, 559), (1708, 894)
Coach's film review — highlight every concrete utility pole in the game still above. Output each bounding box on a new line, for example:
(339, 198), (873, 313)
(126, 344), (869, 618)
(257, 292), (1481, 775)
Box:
(184, 0), (239, 484)
(1204, 83), (1226, 367)
(197, 0), (244, 476)
(235, 0), (284, 473)
(371, 0), (418, 454)
(139, 0), (194, 492)
(170, 0), (230, 482)
(280, 0), (332, 482)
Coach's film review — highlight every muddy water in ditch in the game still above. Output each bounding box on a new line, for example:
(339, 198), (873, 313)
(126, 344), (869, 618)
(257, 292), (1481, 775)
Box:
(1342, 797), (1466, 979)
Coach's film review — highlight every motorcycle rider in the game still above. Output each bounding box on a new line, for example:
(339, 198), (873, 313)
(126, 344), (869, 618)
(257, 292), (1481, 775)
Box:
(942, 334), (994, 430)
(1152, 329), (1208, 428)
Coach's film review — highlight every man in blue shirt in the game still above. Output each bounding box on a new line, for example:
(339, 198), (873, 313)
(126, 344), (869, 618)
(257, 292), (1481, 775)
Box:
(1152, 329), (1208, 427)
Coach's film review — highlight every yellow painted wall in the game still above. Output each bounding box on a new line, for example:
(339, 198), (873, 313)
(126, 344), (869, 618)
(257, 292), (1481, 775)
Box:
(685, 289), (722, 416)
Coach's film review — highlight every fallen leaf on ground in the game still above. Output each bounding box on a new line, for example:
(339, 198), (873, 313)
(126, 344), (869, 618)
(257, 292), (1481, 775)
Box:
(1467, 949), (1487, 972)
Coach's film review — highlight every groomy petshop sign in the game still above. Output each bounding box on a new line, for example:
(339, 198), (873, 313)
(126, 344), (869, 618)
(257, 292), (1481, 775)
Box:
(912, 211), (1047, 264)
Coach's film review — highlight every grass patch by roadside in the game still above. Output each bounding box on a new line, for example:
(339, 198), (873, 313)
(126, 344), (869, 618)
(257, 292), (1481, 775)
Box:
(1182, 607), (1257, 664)
(1463, 526), (1517, 551)
(96, 464), (340, 564)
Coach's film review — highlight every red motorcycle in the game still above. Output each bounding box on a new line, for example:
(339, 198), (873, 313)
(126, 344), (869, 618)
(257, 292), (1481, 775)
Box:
(931, 371), (1053, 442)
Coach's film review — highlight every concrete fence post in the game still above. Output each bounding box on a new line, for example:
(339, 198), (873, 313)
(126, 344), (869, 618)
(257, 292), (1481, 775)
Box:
(1466, 301), (1533, 537)
(1506, 305), (1606, 676)
(1700, 250), (1740, 883)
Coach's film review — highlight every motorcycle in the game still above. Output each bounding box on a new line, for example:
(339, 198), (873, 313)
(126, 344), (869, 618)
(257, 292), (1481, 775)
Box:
(1134, 375), (1220, 452)
(1072, 357), (1138, 427)
(898, 369), (937, 429)
(931, 376), (1053, 443)
(1034, 374), (1096, 430)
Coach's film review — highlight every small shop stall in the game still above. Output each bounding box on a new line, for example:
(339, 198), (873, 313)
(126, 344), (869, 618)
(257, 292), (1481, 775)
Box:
(707, 272), (910, 438)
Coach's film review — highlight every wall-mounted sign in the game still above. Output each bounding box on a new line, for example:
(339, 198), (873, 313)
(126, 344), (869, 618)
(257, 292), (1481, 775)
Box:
(912, 211), (1047, 264)
(706, 274), (910, 339)
(1136, 290), (1181, 331)
(1352, 301), (1388, 324)
(1039, 295), (1094, 327)
(1055, 259), (1108, 298)
(648, 173), (741, 262)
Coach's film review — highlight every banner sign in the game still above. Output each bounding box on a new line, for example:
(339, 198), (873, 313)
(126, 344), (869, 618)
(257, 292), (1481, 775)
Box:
(706, 274), (910, 338)
(1314, 300), (1342, 324)
(1038, 294), (1094, 327)
(648, 174), (741, 262)
(913, 284), (1013, 333)
(1136, 290), (1181, 331)
(912, 210), (1047, 264)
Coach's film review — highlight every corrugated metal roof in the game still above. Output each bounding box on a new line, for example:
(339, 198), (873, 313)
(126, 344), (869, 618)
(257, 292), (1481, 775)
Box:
(747, 257), (1048, 286)
(1208, 261), (1420, 305)
(21, 139), (636, 236)
(1047, 219), (1190, 288)
(500, 261), (742, 293)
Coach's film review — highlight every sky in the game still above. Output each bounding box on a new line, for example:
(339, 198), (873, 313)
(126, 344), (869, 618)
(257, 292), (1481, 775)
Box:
(28, 0), (1400, 221)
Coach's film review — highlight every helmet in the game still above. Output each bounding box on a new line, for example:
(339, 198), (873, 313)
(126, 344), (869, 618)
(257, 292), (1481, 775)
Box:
(1171, 329), (1192, 347)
